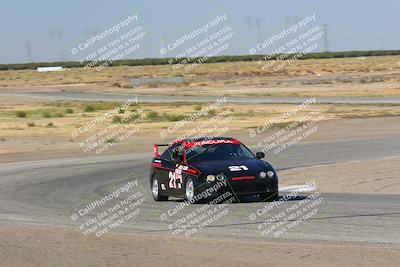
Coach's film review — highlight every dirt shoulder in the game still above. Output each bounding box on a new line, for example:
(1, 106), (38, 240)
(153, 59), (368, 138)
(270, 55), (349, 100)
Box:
(0, 224), (399, 267)
(280, 156), (400, 194)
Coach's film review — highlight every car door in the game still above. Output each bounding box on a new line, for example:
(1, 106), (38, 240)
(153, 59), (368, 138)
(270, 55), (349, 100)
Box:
(159, 143), (184, 196)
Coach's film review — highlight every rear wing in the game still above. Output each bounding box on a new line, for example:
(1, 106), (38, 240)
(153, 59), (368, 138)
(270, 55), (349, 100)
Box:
(153, 143), (169, 158)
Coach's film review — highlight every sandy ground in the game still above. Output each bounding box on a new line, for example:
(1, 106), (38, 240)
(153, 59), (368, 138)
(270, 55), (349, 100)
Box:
(1, 115), (399, 163)
(1, 56), (400, 97)
(280, 156), (400, 194)
(0, 224), (399, 267)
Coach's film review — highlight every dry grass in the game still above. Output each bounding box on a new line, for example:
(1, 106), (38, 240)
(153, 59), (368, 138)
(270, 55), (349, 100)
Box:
(1, 94), (400, 157)
(1, 98), (400, 140)
(1, 56), (400, 97)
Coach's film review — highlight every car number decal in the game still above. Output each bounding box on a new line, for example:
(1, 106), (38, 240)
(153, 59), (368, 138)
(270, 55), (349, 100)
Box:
(228, 165), (249, 171)
(169, 166), (183, 189)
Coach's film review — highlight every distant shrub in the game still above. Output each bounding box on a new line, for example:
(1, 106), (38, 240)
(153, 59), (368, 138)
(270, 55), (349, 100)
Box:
(16, 111), (26, 117)
(194, 105), (202, 111)
(42, 111), (51, 118)
(55, 113), (64, 117)
(84, 105), (95, 112)
(47, 122), (55, 127)
(147, 111), (159, 120)
(165, 114), (186, 121)
(112, 115), (123, 123)
(27, 122), (35, 127)
(105, 137), (118, 143)
(208, 110), (216, 116)
(65, 108), (74, 114)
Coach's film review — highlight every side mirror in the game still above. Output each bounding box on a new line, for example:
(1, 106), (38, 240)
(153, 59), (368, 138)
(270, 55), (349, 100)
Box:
(256, 151), (265, 159)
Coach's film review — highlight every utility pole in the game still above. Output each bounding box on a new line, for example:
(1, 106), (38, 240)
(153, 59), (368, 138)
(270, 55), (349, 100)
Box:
(322, 23), (329, 52)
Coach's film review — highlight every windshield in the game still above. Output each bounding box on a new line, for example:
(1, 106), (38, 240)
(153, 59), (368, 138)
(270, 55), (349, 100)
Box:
(186, 144), (255, 163)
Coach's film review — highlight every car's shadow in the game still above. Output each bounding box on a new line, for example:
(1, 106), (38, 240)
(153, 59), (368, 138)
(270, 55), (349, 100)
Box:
(168, 194), (309, 204)
(235, 195), (309, 204)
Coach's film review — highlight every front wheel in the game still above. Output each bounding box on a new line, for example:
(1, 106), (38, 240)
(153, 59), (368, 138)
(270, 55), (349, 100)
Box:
(185, 178), (198, 203)
(151, 177), (168, 201)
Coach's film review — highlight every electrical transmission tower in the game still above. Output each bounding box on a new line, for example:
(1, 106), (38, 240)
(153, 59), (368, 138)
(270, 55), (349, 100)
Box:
(246, 16), (264, 44)
(284, 16), (301, 27)
(48, 29), (67, 61)
(322, 23), (330, 52)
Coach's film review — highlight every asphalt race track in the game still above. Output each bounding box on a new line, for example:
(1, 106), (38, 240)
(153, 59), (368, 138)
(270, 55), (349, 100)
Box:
(2, 91), (400, 104)
(1, 135), (399, 246)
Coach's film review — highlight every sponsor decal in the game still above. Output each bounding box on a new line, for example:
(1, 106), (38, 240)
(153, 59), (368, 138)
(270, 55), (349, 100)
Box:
(186, 139), (240, 148)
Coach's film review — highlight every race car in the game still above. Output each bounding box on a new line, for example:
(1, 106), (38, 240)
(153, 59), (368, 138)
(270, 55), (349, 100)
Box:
(149, 137), (278, 203)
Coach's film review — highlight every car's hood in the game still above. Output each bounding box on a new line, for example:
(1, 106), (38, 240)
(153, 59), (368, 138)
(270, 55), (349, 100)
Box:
(189, 159), (274, 177)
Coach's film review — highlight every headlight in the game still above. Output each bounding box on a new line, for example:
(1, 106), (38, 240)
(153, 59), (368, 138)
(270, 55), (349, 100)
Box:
(259, 172), (267, 178)
(216, 173), (225, 181)
(206, 175), (216, 182)
(267, 171), (275, 178)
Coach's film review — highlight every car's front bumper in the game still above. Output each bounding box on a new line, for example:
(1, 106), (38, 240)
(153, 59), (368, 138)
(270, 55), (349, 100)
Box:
(194, 177), (278, 198)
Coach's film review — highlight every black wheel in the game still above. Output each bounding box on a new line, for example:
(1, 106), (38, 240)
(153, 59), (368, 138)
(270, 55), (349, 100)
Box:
(260, 192), (279, 202)
(184, 178), (198, 203)
(151, 177), (168, 201)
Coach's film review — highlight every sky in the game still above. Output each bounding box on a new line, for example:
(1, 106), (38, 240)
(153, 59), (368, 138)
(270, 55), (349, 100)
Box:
(0, 0), (399, 64)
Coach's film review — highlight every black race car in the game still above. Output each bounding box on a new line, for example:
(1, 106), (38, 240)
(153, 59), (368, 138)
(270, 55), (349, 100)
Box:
(149, 137), (278, 203)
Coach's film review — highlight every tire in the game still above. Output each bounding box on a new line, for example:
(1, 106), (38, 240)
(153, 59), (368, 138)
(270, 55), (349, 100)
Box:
(184, 178), (198, 203)
(151, 177), (168, 201)
(260, 192), (279, 202)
